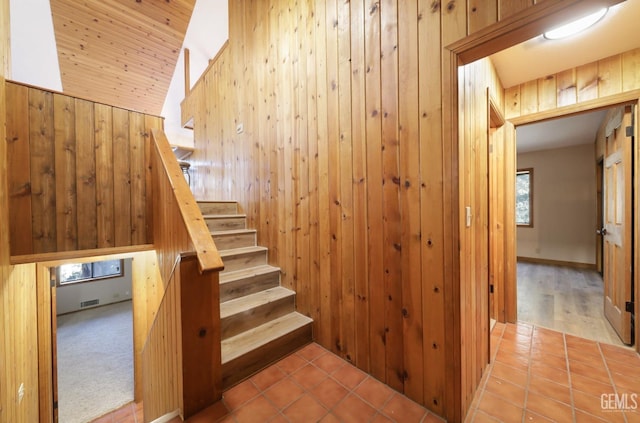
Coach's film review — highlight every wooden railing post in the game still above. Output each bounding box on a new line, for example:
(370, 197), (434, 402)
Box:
(179, 255), (222, 418)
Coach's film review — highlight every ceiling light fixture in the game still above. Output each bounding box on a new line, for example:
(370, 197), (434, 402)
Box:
(544, 7), (608, 40)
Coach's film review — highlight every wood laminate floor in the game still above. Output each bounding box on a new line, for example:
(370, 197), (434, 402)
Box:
(517, 262), (628, 348)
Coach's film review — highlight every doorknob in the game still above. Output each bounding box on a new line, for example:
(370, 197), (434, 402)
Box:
(597, 227), (607, 236)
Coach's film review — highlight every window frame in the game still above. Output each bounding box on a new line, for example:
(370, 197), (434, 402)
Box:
(516, 167), (534, 228)
(56, 259), (125, 287)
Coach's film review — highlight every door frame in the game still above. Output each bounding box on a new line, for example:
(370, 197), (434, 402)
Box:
(510, 101), (636, 342)
(443, 11), (639, 412)
(35, 249), (154, 422)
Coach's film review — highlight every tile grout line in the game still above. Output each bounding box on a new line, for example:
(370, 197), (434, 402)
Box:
(520, 324), (532, 423)
(596, 340), (630, 423)
(562, 331), (577, 423)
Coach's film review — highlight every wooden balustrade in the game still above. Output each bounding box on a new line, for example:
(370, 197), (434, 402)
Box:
(141, 129), (223, 422)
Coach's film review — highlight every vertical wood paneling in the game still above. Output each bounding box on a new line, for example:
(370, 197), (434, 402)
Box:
(113, 107), (133, 247)
(293, 0), (311, 321)
(305, 0), (321, 333)
(29, 89), (56, 253)
(504, 85), (520, 119)
(350, 0), (369, 371)
(364, 0), (386, 383)
(337, 0), (355, 363)
(6, 82), (162, 256)
(326, 0), (342, 354)
(507, 47), (640, 120)
(576, 62), (598, 103)
(95, 104), (114, 248)
(6, 83), (33, 255)
(75, 98), (97, 250)
(441, 0), (466, 420)
(622, 48), (640, 92)
(0, 264), (39, 423)
(53, 94), (77, 252)
(314, 0), (332, 349)
(469, 0), (497, 34)
(499, 0), (532, 20)
(598, 55), (621, 98)
(418, 0), (445, 413)
(537, 75), (557, 112)
(557, 68), (577, 108)
(129, 112), (147, 245)
(398, 0), (423, 401)
(380, 0), (403, 391)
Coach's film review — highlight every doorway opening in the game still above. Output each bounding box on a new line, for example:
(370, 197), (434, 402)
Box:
(512, 107), (633, 347)
(54, 258), (135, 422)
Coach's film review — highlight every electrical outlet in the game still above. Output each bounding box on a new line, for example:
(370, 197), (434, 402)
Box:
(18, 383), (24, 404)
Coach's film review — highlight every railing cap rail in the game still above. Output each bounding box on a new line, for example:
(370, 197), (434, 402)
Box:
(151, 128), (224, 273)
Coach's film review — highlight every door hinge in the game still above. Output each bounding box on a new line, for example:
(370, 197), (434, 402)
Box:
(625, 301), (635, 313)
(490, 284), (494, 294)
(50, 278), (55, 288)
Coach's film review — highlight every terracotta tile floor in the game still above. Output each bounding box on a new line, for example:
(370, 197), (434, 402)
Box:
(94, 343), (443, 423)
(95, 328), (640, 423)
(466, 322), (640, 423)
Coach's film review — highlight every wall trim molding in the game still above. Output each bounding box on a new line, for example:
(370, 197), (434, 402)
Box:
(517, 256), (597, 271)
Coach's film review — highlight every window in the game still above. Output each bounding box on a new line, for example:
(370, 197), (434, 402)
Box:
(58, 259), (124, 285)
(516, 168), (534, 227)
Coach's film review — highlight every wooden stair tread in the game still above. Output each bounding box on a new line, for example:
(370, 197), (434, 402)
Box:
(203, 214), (246, 219)
(197, 200), (237, 204)
(219, 264), (280, 284)
(211, 228), (257, 236)
(219, 246), (267, 257)
(221, 312), (313, 364)
(220, 286), (294, 319)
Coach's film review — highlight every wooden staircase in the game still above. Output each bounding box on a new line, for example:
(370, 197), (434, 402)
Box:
(198, 201), (313, 388)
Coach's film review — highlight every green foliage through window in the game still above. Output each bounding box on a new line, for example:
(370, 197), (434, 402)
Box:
(516, 169), (533, 227)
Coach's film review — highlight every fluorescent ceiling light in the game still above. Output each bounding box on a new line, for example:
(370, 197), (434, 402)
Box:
(544, 8), (608, 40)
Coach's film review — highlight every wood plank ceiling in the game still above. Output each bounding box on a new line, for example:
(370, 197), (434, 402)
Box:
(50, 0), (195, 115)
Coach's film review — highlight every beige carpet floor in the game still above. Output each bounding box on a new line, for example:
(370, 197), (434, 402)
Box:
(56, 300), (134, 423)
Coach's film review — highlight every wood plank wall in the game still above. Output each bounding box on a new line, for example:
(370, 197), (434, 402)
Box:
(183, 1), (528, 420)
(458, 57), (505, 410)
(505, 48), (640, 121)
(142, 263), (183, 421)
(5, 81), (163, 256)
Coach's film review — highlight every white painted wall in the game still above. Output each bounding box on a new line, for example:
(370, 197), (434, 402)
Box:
(9, 0), (62, 90)
(56, 259), (133, 315)
(517, 144), (597, 265)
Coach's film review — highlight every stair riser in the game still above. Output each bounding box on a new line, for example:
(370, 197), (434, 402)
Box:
(221, 296), (295, 340)
(221, 251), (267, 272)
(220, 271), (280, 302)
(198, 202), (238, 215)
(212, 232), (256, 250)
(205, 217), (246, 231)
(222, 326), (312, 389)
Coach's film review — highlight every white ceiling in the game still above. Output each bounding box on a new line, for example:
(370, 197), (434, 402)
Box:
(516, 109), (607, 154)
(491, 2), (640, 89)
(491, 1), (640, 154)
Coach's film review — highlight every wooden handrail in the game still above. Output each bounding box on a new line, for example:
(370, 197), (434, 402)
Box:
(150, 128), (224, 273)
